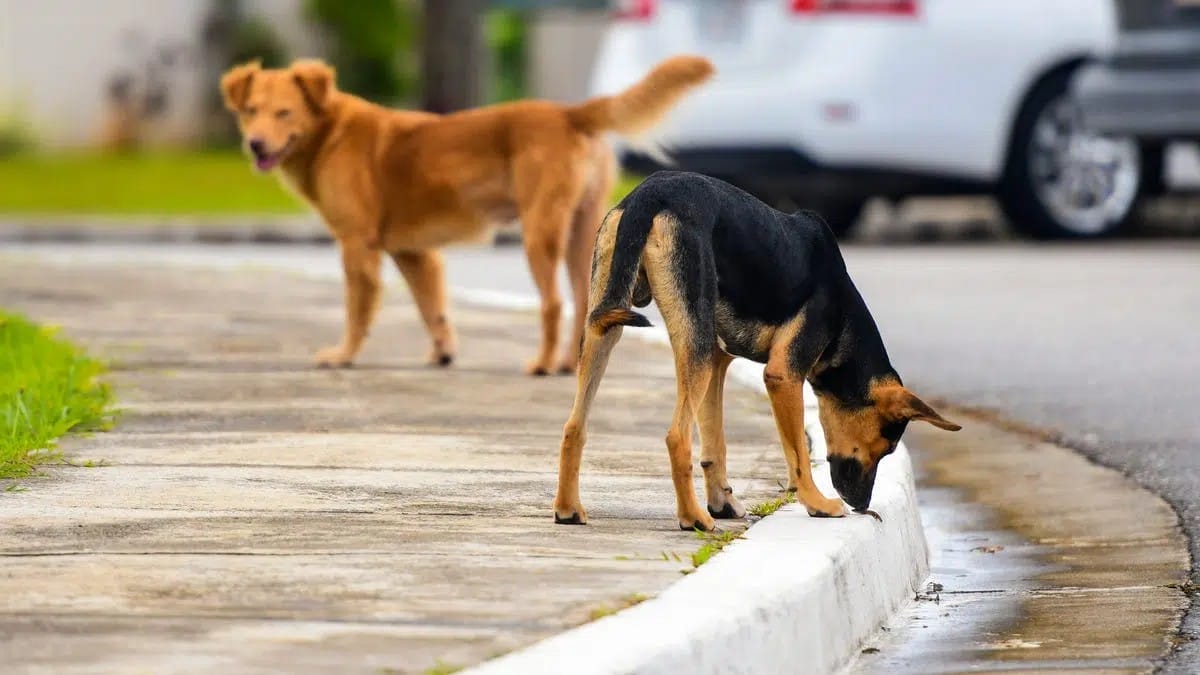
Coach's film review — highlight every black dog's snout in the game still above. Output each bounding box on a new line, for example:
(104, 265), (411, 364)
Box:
(248, 139), (266, 157)
(829, 455), (876, 511)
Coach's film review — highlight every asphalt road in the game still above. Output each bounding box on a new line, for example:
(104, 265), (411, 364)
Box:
(8, 238), (1198, 669)
(840, 242), (1200, 672)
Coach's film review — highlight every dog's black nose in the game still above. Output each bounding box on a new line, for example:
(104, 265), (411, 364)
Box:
(829, 455), (876, 511)
(248, 139), (266, 156)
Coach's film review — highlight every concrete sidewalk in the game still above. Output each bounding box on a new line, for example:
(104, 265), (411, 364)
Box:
(0, 259), (784, 674)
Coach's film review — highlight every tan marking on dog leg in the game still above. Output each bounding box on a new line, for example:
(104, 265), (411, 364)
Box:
(316, 238), (382, 367)
(640, 213), (692, 356)
(698, 350), (745, 519)
(641, 213), (715, 530)
(764, 369), (845, 518)
(759, 311), (807, 490)
(586, 208), (623, 312)
(554, 324), (623, 524)
(665, 356), (715, 531)
(392, 249), (456, 366)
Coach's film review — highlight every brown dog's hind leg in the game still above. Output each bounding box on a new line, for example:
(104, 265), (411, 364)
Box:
(698, 350), (746, 519)
(392, 249), (457, 366)
(517, 186), (580, 376)
(558, 143), (615, 374)
(763, 366), (846, 518)
(316, 238), (382, 368)
(554, 323), (623, 524)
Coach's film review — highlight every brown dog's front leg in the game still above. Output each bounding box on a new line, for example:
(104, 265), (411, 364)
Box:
(393, 249), (457, 366)
(316, 238), (381, 368)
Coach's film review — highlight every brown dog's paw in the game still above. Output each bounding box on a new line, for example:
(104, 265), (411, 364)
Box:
(314, 345), (354, 368)
(525, 358), (553, 376)
(429, 350), (454, 368)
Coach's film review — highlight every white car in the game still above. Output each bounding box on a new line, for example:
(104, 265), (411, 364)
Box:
(591, 0), (1151, 238)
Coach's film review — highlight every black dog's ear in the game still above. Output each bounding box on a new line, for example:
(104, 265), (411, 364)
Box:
(220, 61), (260, 111)
(291, 59), (335, 112)
(875, 385), (962, 432)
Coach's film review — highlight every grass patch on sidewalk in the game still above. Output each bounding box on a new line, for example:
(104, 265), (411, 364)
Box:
(690, 528), (742, 568)
(0, 151), (304, 216)
(0, 152), (645, 217)
(1, 311), (115, 479)
(748, 491), (796, 518)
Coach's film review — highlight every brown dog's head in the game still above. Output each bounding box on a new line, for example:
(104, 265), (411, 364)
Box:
(818, 381), (960, 511)
(220, 60), (335, 172)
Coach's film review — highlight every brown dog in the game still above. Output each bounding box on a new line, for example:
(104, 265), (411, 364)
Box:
(220, 56), (713, 373)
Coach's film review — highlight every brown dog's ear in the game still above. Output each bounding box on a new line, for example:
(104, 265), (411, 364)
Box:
(290, 59), (335, 113)
(875, 385), (962, 432)
(220, 61), (261, 111)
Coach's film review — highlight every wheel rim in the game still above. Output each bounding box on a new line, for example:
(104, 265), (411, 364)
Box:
(1028, 96), (1141, 235)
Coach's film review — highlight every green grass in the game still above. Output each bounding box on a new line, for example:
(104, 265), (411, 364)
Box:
(748, 492), (797, 518)
(0, 151), (304, 215)
(587, 592), (650, 622)
(1, 311), (115, 479)
(0, 151), (644, 216)
(420, 662), (462, 675)
(690, 529), (742, 568)
(612, 172), (642, 205)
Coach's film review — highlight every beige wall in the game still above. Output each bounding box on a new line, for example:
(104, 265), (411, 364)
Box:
(0, 0), (318, 149)
(0, 1), (608, 148)
(528, 8), (608, 102)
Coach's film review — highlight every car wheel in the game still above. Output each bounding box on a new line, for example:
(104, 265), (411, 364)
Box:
(999, 70), (1144, 239)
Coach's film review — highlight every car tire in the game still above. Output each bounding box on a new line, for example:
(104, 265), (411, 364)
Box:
(999, 70), (1146, 240)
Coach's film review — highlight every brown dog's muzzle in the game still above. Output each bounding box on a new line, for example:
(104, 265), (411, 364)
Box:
(829, 455), (877, 511)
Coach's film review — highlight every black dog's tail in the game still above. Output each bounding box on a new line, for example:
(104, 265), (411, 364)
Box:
(587, 201), (659, 334)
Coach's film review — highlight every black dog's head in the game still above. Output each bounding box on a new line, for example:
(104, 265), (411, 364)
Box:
(819, 381), (961, 511)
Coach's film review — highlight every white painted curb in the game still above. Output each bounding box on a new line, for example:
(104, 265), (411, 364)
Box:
(452, 290), (929, 675)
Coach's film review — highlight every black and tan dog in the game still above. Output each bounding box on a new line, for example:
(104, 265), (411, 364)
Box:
(554, 171), (961, 531)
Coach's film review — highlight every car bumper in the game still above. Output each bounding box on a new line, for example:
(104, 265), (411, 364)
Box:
(620, 146), (988, 200)
(1075, 63), (1200, 140)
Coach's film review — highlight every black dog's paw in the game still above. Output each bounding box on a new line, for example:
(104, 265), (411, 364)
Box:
(707, 503), (742, 519)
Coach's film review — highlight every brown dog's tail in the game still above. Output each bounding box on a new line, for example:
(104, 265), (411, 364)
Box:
(567, 55), (714, 137)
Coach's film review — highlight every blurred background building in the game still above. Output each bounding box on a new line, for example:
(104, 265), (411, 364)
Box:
(0, 0), (608, 151)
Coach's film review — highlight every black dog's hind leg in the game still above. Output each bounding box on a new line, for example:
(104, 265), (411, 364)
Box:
(554, 321), (623, 525)
(642, 211), (721, 531)
(698, 350), (746, 519)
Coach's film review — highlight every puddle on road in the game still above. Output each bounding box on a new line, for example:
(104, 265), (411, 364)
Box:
(851, 414), (1189, 674)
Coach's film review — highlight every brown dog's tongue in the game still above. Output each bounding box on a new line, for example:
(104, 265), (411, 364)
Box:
(854, 508), (883, 522)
